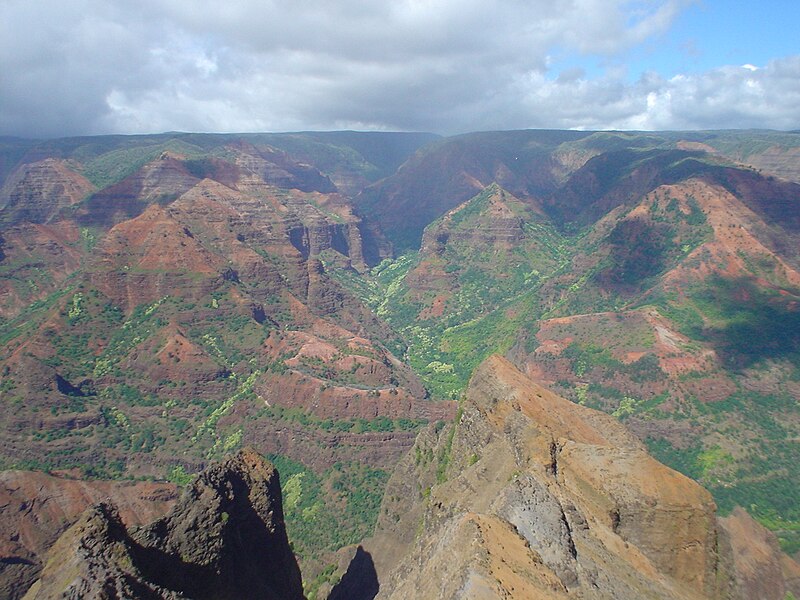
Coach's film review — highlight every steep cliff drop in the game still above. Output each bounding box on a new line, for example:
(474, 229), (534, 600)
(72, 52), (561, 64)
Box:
(364, 355), (800, 600)
(22, 448), (304, 600)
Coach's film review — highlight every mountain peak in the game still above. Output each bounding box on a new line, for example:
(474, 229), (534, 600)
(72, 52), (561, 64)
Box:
(24, 448), (304, 600)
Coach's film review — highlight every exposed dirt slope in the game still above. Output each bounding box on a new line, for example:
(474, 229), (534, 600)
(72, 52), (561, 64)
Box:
(0, 159), (94, 225)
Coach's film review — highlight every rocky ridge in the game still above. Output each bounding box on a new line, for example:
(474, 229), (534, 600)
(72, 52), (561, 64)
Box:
(1, 128), (799, 583)
(0, 471), (177, 600)
(23, 448), (304, 600)
(362, 137), (800, 554)
(2, 360), (798, 600)
(364, 356), (800, 599)
(0, 220), (84, 317)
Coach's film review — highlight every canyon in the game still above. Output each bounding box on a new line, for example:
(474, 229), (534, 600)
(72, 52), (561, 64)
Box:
(0, 128), (799, 597)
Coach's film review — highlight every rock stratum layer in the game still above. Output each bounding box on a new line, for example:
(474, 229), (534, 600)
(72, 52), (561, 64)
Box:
(22, 448), (304, 600)
(365, 356), (800, 600)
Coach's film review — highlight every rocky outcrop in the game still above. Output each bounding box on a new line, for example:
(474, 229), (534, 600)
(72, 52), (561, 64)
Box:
(76, 154), (202, 228)
(124, 323), (229, 388)
(23, 448), (304, 600)
(324, 546), (380, 600)
(0, 471), (177, 600)
(86, 202), (225, 311)
(399, 182), (571, 322)
(355, 129), (589, 252)
(418, 184), (528, 255)
(734, 145), (800, 184)
(22, 503), (180, 600)
(233, 151), (369, 272)
(231, 142), (337, 194)
(364, 356), (796, 599)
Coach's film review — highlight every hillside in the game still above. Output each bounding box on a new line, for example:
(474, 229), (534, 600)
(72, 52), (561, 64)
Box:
(0, 128), (799, 585)
(8, 380), (798, 599)
(0, 131), (445, 576)
(364, 356), (800, 599)
(22, 448), (304, 600)
(355, 129), (800, 252)
(343, 131), (800, 555)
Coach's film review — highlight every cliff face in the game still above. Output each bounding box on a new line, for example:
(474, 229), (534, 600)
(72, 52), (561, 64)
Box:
(0, 471), (177, 600)
(23, 448), (304, 600)
(22, 503), (180, 600)
(365, 356), (797, 600)
(2, 130), (798, 592)
(355, 130), (591, 253)
(77, 154), (202, 228)
(401, 184), (558, 321)
(718, 508), (800, 600)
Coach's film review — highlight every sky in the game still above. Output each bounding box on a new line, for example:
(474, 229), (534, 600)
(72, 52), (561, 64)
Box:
(1, 0), (799, 138)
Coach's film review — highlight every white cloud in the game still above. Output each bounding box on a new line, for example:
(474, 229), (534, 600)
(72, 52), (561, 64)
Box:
(1, 0), (798, 137)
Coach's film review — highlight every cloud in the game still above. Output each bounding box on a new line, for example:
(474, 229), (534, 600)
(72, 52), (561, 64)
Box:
(496, 57), (800, 132)
(1, 0), (798, 137)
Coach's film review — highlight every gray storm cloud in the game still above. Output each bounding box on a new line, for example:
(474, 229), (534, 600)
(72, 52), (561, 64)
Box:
(1, 0), (798, 137)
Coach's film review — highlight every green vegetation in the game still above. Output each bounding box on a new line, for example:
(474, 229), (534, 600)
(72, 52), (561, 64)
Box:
(436, 408), (460, 483)
(333, 188), (576, 398)
(713, 478), (800, 555)
(645, 438), (705, 480)
(256, 404), (427, 434)
(562, 343), (665, 383)
(693, 276), (800, 367)
(651, 275), (800, 368)
(598, 220), (674, 286)
(167, 465), (194, 486)
(645, 384), (800, 553)
(0, 286), (72, 348)
(81, 139), (207, 187)
(686, 129), (800, 161)
(268, 455), (389, 561)
(2, 130), (799, 569)
(650, 295), (706, 339)
(304, 563), (341, 600)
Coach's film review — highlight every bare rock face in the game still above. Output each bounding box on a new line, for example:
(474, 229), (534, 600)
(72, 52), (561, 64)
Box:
(0, 221), (83, 318)
(365, 355), (794, 600)
(315, 545), (380, 600)
(0, 471), (177, 600)
(131, 447), (304, 600)
(23, 448), (305, 600)
(22, 503), (181, 600)
(76, 154), (201, 228)
(417, 184), (528, 255)
(87, 202), (225, 311)
(230, 142), (337, 194)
